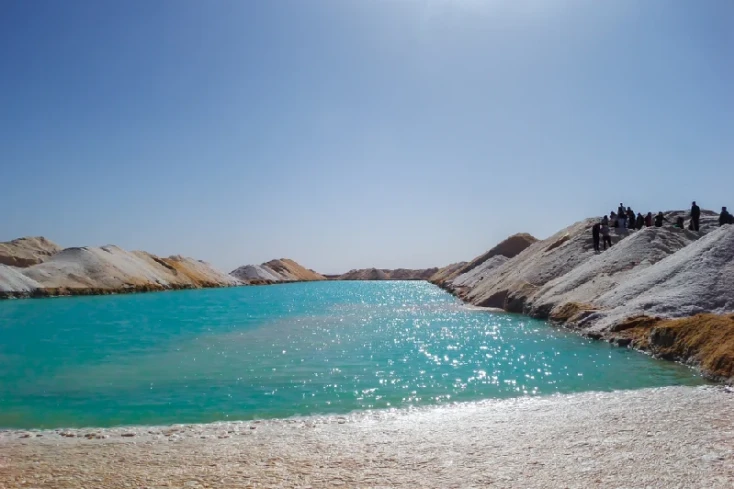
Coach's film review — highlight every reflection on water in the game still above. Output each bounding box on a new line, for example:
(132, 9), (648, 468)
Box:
(0, 282), (704, 428)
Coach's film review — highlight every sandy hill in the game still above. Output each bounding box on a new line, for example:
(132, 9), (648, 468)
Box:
(0, 241), (239, 298)
(0, 237), (62, 267)
(438, 210), (734, 380)
(230, 259), (326, 284)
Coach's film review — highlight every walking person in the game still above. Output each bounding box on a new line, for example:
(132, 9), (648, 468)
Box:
(690, 201), (701, 231)
(601, 215), (612, 249)
(592, 222), (601, 252)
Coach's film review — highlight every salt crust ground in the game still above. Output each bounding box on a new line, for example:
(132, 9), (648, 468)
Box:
(1, 386), (732, 488)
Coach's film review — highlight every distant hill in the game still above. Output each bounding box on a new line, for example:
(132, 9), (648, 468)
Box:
(0, 236), (62, 267)
(334, 267), (439, 281)
(230, 259), (326, 284)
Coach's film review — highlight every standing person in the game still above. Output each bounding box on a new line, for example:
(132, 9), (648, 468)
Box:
(610, 211), (618, 228)
(690, 201), (701, 231)
(654, 212), (668, 227)
(617, 203), (627, 229)
(592, 222), (601, 252)
(720, 207), (733, 226)
(627, 207), (636, 229)
(636, 213), (645, 230)
(645, 212), (653, 227)
(601, 216), (612, 249)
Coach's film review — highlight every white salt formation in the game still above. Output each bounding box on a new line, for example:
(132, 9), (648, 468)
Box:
(1, 387), (732, 488)
(229, 264), (282, 282)
(450, 255), (508, 289)
(0, 264), (43, 293)
(0, 238), (240, 298)
(440, 210), (734, 333)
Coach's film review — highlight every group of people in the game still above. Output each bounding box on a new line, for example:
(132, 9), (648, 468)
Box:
(591, 202), (733, 252)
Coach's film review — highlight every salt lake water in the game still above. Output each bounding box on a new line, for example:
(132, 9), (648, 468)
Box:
(0, 281), (704, 429)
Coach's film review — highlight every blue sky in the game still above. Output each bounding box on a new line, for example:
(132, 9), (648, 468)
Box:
(1, 1), (732, 274)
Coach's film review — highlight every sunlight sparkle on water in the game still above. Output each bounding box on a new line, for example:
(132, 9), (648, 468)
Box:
(0, 281), (704, 429)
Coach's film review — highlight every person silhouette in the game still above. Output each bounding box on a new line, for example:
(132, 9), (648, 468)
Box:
(720, 207), (733, 226)
(690, 201), (701, 231)
(592, 222), (601, 252)
(601, 216), (612, 249)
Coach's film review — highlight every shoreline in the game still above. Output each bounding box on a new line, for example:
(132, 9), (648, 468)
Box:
(2, 386), (732, 488)
(0, 277), (481, 301)
(433, 279), (734, 384)
(0, 279), (324, 300)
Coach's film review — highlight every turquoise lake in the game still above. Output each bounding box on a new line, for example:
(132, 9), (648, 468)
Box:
(0, 281), (704, 429)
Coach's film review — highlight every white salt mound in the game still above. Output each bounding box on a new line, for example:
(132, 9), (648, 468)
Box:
(451, 255), (508, 288)
(0, 244), (239, 295)
(23, 246), (169, 288)
(530, 226), (699, 315)
(451, 210), (734, 333)
(463, 218), (599, 307)
(0, 264), (43, 292)
(591, 224), (734, 329)
(230, 264), (281, 282)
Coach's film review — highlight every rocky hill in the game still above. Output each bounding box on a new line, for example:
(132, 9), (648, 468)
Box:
(0, 237), (62, 267)
(0, 238), (240, 298)
(230, 259), (326, 284)
(435, 210), (734, 381)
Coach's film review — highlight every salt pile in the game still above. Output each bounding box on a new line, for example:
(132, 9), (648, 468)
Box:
(443, 212), (734, 333)
(591, 224), (734, 330)
(450, 255), (508, 289)
(0, 239), (240, 297)
(0, 264), (43, 293)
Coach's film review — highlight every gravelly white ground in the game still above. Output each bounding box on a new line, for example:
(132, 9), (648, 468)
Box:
(1, 386), (732, 488)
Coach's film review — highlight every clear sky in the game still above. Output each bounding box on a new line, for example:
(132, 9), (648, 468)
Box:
(1, 1), (732, 274)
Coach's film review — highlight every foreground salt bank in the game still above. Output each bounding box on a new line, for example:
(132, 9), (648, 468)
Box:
(1, 386), (732, 488)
